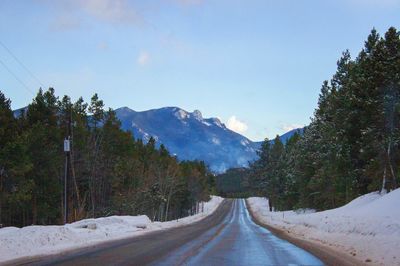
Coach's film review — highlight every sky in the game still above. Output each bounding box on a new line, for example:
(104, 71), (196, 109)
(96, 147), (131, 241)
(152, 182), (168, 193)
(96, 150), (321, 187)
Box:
(0, 0), (399, 141)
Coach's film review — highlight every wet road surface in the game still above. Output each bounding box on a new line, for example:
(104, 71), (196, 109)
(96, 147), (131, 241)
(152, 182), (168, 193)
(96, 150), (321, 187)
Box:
(18, 199), (323, 266)
(154, 199), (323, 266)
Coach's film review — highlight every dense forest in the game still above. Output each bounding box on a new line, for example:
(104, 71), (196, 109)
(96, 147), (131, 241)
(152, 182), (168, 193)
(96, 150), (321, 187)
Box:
(216, 168), (251, 198)
(248, 27), (400, 211)
(0, 89), (215, 227)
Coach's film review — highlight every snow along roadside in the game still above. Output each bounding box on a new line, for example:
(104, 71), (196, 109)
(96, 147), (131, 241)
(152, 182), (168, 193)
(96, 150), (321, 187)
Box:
(0, 196), (224, 264)
(247, 189), (400, 266)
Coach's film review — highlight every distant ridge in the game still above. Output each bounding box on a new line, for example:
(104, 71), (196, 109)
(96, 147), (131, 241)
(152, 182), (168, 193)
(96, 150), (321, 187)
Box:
(115, 106), (259, 173)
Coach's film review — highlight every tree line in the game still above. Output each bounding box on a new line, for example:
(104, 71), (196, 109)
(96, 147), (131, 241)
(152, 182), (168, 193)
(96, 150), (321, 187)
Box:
(248, 27), (400, 211)
(0, 88), (215, 227)
(216, 168), (251, 198)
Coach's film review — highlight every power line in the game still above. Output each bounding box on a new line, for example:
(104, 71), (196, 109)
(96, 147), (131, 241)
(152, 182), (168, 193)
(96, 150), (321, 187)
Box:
(0, 40), (46, 88)
(0, 57), (35, 95)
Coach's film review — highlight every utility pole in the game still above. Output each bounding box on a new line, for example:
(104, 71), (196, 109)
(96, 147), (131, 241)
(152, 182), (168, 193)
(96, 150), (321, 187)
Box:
(63, 109), (72, 224)
(64, 137), (70, 224)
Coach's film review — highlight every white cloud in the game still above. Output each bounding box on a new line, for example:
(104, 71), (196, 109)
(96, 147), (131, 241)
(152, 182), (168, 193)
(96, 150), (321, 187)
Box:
(281, 123), (304, 132)
(226, 116), (248, 134)
(137, 51), (150, 66)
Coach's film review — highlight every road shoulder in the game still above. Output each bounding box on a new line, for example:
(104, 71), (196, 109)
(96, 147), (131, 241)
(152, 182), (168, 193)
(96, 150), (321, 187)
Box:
(245, 199), (363, 266)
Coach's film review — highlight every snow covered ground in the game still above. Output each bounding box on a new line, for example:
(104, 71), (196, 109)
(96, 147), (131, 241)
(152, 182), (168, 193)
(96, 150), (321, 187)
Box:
(0, 196), (223, 264)
(247, 189), (400, 266)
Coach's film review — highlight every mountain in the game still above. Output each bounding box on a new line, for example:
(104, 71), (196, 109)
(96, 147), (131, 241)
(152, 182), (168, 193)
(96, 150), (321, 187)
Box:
(253, 128), (304, 148)
(13, 106), (28, 117)
(115, 107), (260, 173)
(274, 128), (304, 143)
(13, 105), (303, 173)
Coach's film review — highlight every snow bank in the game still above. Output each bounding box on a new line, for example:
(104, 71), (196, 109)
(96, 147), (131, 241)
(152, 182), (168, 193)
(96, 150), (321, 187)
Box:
(0, 196), (223, 264)
(247, 189), (400, 266)
(151, 195), (224, 229)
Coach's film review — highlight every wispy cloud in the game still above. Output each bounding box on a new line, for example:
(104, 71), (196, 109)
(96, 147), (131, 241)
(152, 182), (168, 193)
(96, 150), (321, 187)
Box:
(137, 51), (150, 66)
(78, 0), (143, 25)
(41, 0), (145, 31)
(226, 116), (248, 134)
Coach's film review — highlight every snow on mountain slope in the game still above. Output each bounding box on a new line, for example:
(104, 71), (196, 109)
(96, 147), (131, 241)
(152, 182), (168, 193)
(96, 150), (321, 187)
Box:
(13, 105), (301, 173)
(253, 127), (304, 147)
(115, 107), (259, 172)
(247, 189), (400, 266)
(0, 196), (223, 264)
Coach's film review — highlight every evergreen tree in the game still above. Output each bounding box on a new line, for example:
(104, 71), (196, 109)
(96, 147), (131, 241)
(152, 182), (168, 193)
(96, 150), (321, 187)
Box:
(248, 27), (400, 211)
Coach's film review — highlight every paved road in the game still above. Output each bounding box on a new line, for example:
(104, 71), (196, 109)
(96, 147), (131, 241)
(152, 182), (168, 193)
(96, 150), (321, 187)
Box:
(154, 199), (323, 266)
(21, 199), (323, 266)
(17, 200), (233, 266)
